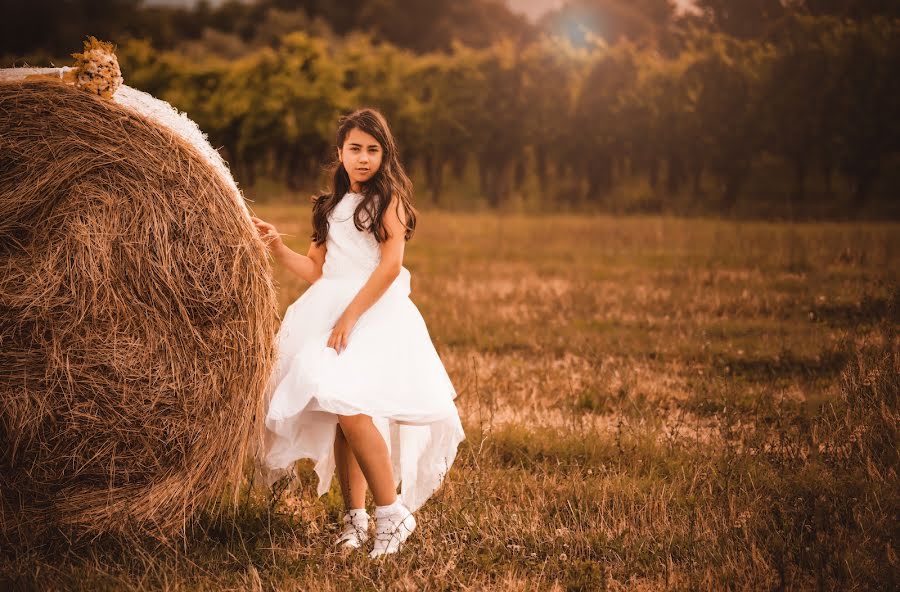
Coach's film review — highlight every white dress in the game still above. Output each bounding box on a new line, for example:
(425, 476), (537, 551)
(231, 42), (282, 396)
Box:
(263, 191), (465, 512)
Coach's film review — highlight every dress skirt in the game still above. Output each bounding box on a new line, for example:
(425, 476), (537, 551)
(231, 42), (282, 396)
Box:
(263, 267), (465, 512)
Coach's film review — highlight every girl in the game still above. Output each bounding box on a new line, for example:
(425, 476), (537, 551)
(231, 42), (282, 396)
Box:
(252, 108), (465, 558)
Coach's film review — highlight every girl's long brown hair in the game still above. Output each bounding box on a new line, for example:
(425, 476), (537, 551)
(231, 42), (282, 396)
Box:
(311, 108), (417, 245)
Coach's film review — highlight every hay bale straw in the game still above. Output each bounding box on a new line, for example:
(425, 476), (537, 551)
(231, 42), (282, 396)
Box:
(0, 78), (278, 542)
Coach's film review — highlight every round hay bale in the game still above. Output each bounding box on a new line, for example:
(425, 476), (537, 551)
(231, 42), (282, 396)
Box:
(0, 77), (278, 542)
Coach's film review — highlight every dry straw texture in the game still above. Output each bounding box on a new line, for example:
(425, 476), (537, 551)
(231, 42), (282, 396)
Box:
(0, 79), (278, 543)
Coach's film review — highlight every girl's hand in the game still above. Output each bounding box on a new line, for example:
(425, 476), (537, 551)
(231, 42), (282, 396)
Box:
(327, 312), (358, 355)
(251, 216), (285, 254)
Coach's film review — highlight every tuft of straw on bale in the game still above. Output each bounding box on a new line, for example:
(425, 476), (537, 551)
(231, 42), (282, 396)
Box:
(0, 79), (279, 543)
(68, 35), (124, 98)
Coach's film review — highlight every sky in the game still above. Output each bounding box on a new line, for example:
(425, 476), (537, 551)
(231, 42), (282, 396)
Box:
(505, 0), (698, 21)
(144, 1), (699, 21)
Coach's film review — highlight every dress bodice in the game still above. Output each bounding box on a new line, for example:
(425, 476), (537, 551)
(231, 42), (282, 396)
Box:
(321, 192), (382, 279)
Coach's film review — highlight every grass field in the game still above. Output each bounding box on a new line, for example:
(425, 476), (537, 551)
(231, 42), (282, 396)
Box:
(3, 207), (898, 590)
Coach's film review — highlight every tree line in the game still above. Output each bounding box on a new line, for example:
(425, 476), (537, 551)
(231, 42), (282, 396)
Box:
(114, 14), (898, 214)
(3, 1), (898, 215)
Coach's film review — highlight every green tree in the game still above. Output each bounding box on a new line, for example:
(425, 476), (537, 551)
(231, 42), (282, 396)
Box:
(694, 0), (788, 39)
(640, 51), (701, 196)
(271, 32), (346, 189)
(572, 41), (641, 201)
(519, 38), (583, 200)
(831, 17), (900, 206)
(406, 50), (483, 204)
(682, 31), (774, 208)
(468, 41), (531, 207)
(337, 34), (420, 172)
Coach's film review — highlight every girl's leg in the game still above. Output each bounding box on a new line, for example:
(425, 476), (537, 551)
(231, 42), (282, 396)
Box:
(334, 424), (368, 510)
(335, 414), (397, 506)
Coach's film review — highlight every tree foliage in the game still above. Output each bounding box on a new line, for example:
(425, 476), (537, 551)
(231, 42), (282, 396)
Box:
(3, 2), (898, 215)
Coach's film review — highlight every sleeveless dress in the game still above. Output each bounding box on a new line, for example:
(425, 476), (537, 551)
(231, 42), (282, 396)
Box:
(262, 191), (465, 512)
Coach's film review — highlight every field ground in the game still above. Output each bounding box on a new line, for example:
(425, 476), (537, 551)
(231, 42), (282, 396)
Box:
(3, 207), (898, 590)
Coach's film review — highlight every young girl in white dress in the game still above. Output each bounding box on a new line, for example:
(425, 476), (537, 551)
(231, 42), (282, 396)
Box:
(251, 108), (465, 558)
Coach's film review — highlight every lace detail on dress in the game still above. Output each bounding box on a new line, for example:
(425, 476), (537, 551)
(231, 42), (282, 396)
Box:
(321, 193), (381, 278)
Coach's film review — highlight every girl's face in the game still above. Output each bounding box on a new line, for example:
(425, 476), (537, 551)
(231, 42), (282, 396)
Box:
(338, 127), (383, 189)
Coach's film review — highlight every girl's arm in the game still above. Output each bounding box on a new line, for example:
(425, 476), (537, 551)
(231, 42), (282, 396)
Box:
(252, 216), (326, 284)
(327, 197), (406, 354)
(275, 241), (326, 284)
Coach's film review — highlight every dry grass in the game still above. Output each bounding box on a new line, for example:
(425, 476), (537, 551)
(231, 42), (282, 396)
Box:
(1, 203), (897, 590)
(0, 81), (278, 543)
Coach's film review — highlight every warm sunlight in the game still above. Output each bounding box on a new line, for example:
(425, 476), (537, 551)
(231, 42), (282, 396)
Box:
(2, 1), (897, 590)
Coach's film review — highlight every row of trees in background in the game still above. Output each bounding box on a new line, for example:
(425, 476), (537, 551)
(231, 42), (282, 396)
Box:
(117, 15), (899, 213)
(7, 1), (899, 57)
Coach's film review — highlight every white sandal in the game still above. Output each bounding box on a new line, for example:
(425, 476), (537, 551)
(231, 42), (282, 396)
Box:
(334, 510), (370, 550)
(368, 503), (416, 558)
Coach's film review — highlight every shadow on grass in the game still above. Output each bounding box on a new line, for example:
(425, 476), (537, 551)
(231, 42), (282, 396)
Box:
(709, 346), (852, 385)
(811, 291), (899, 328)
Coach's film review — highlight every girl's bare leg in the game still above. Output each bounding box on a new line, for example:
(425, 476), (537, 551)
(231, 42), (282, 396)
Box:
(334, 424), (368, 510)
(336, 414), (398, 506)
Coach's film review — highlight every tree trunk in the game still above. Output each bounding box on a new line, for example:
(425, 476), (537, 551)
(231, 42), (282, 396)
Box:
(535, 146), (549, 195)
(821, 156), (835, 198)
(852, 167), (878, 210)
(478, 159), (490, 200)
(691, 162), (704, 197)
(241, 160), (256, 188)
(425, 152), (444, 206)
(721, 167), (746, 212)
(666, 154), (685, 195)
(513, 159), (527, 192)
(451, 153), (467, 179)
(790, 155), (807, 206)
